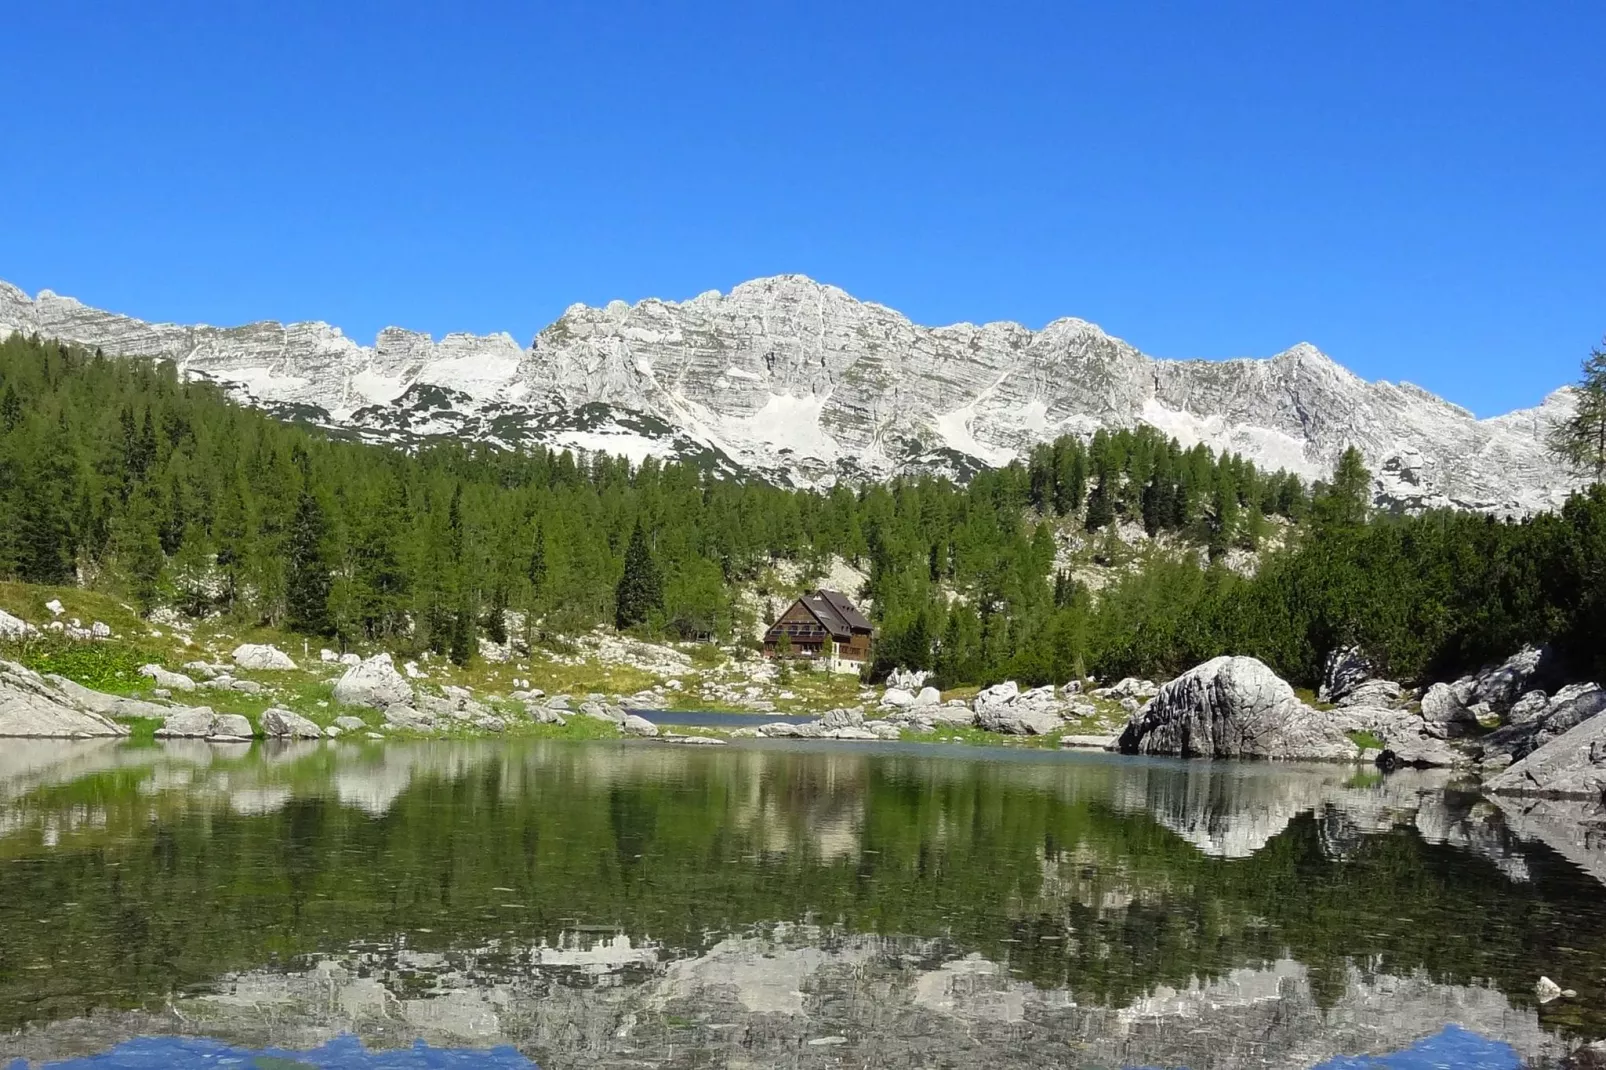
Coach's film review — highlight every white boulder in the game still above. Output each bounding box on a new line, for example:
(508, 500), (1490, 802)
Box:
(232, 644), (297, 671)
(260, 708), (323, 739)
(333, 654), (413, 709)
(139, 664), (197, 692)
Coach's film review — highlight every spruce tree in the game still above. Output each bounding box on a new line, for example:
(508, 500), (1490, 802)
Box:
(614, 519), (664, 630)
(286, 486), (333, 635)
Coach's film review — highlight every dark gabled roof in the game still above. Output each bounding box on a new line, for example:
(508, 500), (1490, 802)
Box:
(813, 589), (872, 633)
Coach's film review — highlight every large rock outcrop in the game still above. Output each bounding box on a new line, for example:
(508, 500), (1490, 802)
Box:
(1118, 656), (1355, 760)
(332, 654), (413, 709)
(0, 661), (131, 738)
(1487, 708), (1606, 799)
(0, 276), (1582, 512)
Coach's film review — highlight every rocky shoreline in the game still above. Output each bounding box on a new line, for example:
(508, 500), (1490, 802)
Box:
(4, 632), (1603, 802)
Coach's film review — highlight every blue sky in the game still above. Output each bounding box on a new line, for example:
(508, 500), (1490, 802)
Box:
(5, 2), (1602, 416)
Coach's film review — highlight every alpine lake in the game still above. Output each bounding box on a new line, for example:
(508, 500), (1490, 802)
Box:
(3, 735), (1605, 1069)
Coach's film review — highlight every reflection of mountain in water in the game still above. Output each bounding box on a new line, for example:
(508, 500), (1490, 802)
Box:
(8, 927), (1568, 1069)
(3, 739), (1605, 1066)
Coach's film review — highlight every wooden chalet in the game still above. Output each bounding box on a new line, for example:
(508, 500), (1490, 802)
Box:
(763, 589), (873, 672)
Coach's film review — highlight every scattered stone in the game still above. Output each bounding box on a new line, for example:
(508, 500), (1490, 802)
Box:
(182, 661), (221, 680)
(332, 654), (413, 709)
(260, 708), (322, 739)
(334, 716), (366, 731)
(44, 599), (64, 617)
(232, 644), (297, 671)
(1536, 976), (1563, 1003)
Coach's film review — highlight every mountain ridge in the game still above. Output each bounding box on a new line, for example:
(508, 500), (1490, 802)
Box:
(0, 275), (1581, 514)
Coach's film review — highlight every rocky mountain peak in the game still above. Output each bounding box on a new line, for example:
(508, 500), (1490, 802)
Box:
(0, 276), (1583, 514)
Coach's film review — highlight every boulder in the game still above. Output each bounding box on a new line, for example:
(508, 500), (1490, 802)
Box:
(1319, 646), (1373, 704)
(260, 708), (322, 739)
(1118, 656), (1354, 760)
(211, 713), (254, 740)
(1419, 683), (1477, 739)
(155, 708), (220, 738)
(1483, 683), (1606, 764)
(232, 644), (297, 671)
(912, 686), (941, 708)
(332, 654), (412, 709)
(45, 675), (174, 720)
(333, 715), (367, 731)
(880, 687), (915, 708)
(1487, 706), (1606, 798)
(139, 664), (197, 692)
(182, 661), (220, 680)
(1336, 679), (1404, 709)
(819, 708), (866, 730)
(622, 714), (659, 737)
(865, 720), (902, 740)
(1473, 646), (1547, 712)
(384, 705), (435, 731)
(927, 705), (978, 728)
(0, 662), (132, 738)
(1507, 690), (1551, 726)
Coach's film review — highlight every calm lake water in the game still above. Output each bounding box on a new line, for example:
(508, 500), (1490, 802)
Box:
(1, 737), (1602, 1068)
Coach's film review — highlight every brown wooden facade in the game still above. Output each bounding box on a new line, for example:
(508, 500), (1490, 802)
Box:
(762, 589), (873, 669)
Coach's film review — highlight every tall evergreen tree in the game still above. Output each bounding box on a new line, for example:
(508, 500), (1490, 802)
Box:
(614, 519), (664, 630)
(285, 486), (333, 635)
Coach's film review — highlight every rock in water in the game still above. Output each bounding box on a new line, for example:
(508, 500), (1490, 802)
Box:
(1118, 656), (1354, 760)
(232, 643), (297, 670)
(1487, 709), (1606, 798)
(0, 661), (130, 738)
(154, 708), (219, 738)
(332, 654), (413, 709)
(211, 713), (254, 740)
(260, 708), (323, 739)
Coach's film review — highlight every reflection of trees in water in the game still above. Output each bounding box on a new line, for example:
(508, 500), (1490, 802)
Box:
(0, 740), (1603, 1038)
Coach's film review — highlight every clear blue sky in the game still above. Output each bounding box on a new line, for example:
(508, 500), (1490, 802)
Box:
(5, 2), (1602, 416)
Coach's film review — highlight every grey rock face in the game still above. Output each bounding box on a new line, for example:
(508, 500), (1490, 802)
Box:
(622, 714), (659, 737)
(154, 708), (220, 738)
(332, 654), (412, 709)
(1483, 684), (1606, 764)
(1487, 711), (1606, 798)
(211, 713), (255, 740)
(1319, 646), (1373, 704)
(0, 661), (131, 738)
(1337, 679), (1405, 709)
(0, 277), (1581, 512)
(1120, 656), (1355, 760)
(974, 682), (1065, 735)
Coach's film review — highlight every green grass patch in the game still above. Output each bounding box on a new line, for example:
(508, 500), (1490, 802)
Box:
(2, 637), (166, 694)
(1346, 729), (1385, 752)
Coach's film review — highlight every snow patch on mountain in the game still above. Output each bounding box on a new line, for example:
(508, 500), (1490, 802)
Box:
(0, 275), (1584, 513)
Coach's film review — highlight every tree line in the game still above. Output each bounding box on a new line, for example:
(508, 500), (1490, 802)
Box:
(0, 330), (1601, 688)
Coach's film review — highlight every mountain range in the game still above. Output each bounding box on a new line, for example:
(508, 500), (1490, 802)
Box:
(0, 275), (1581, 513)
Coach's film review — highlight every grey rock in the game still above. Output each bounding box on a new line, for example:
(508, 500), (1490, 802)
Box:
(865, 720), (903, 740)
(231, 643), (297, 671)
(1507, 690), (1550, 725)
(1060, 733), (1119, 750)
(333, 716), (366, 731)
(879, 687), (915, 708)
(911, 686), (941, 708)
(1319, 646), (1373, 704)
(1119, 656), (1354, 760)
(622, 714), (659, 737)
(1472, 646), (1547, 712)
(818, 708), (865, 730)
(1484, 683), (1606, 764)
(259, 708), (323, 739)
(155, 708), (219, 739)
(210, 713), (254, 740)
(45, 675), (173, 720)
(383, 705), (434, 731)
(977, 702), (1064, 736)
(1487, 707), (1606, 798)
(1336, 679), (1404, 709)
(181, 660), (220, 680)
(230, 679), (263, 694)
(1419, 683), (1477, 739)
(139, 664), (196, 692)
(927, 705), (978, 728)
(546, 694), (573, 710)
(332, 654), (412, 709)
